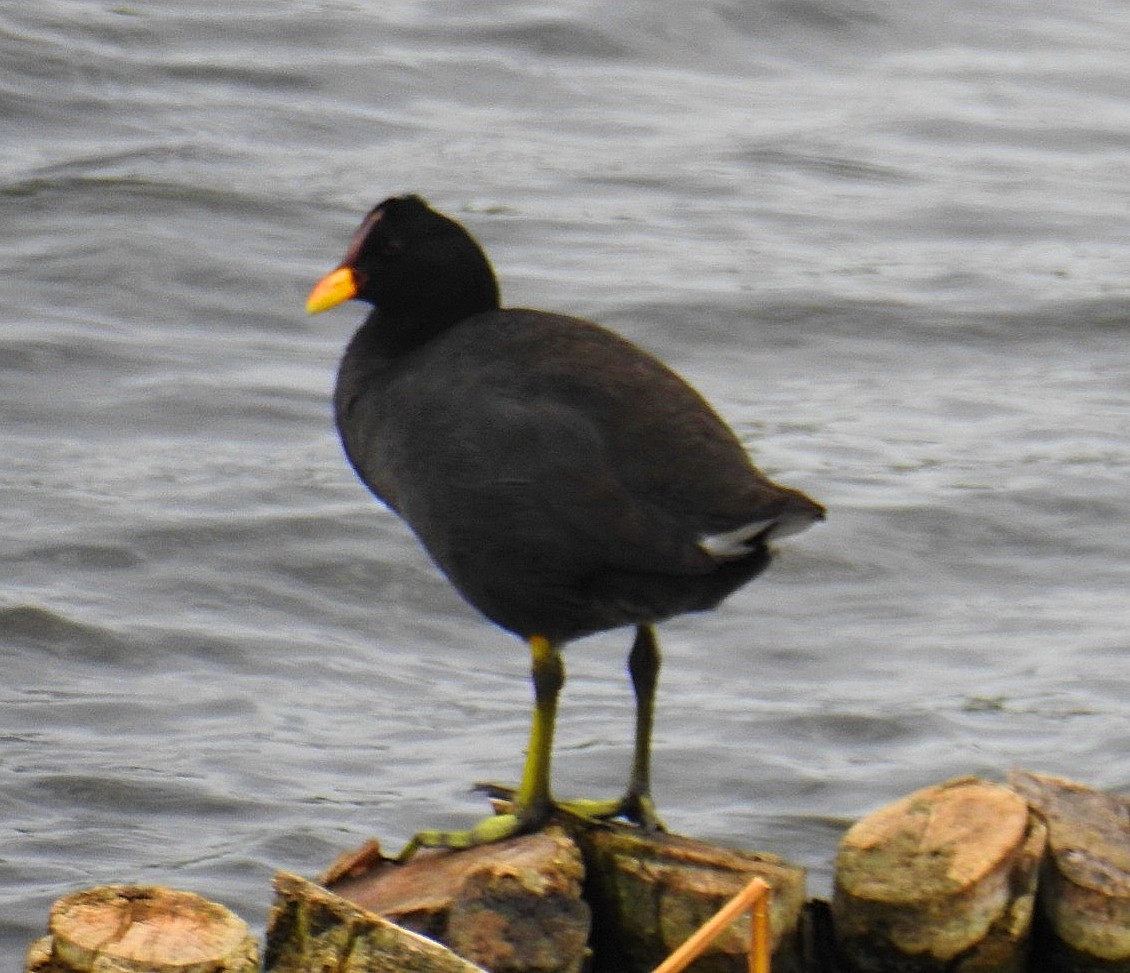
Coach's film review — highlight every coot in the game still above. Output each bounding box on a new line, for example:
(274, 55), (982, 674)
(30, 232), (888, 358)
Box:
(307, 195), (824, 857)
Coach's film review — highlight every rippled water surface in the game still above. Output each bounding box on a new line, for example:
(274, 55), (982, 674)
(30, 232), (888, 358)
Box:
(3, 0), (1130, 960)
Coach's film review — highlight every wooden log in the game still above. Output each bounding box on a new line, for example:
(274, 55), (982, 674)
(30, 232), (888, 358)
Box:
(1009, 769), (1130, 972)
(321, 827), (590, 973)
(289, 808), (804, 973)
(650, 876), (771, 973)
(265, 871), (489, 973)
(574, 824), (806, 973)
(832, 776), (1046, 973)
(25, 885), (258, 973)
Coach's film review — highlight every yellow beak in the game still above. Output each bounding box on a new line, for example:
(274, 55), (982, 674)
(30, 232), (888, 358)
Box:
(306, 266), (359, 315)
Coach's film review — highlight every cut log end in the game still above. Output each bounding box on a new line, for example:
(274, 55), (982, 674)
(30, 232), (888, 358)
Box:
(833, 776), (1046, 972)
(30, 885), (258, 973)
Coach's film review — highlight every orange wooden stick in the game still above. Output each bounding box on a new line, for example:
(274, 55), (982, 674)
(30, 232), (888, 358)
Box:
(751, 881), (770, 973)
(651, 877), (772, 973)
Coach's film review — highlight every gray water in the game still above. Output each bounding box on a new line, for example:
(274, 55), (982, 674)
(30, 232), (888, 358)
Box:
(3, 0), (1130, 960)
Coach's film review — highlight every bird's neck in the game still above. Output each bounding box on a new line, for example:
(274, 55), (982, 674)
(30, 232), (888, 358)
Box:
(355, 283), (499, 357)
(347, 308), (450, 358)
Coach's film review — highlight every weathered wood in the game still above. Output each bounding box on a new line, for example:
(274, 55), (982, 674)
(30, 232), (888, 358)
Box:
(833, 776), (1046, 973)
(1009, 769), (1130, 972)
(322, 827), (590, 973)
(32, 771), (1130, 973)
(25, 885), (258, 973)
(293, 811), (804, 973)
(575, 824), (806, 973)
(650, 876), (771, 973)
(264, 871), (489, 973)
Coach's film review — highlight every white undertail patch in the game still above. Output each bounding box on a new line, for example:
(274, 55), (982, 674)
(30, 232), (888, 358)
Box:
(698, 512), (817, 560)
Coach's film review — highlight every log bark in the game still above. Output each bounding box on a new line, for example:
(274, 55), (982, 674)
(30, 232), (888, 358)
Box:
(265, 871), (489, 973)
(574, 824), (806, 973)
(833, 776), (1046, 973)
(1009, 769), (1130, 972)
(322, 827), (590, 973)
(25, 885), (258, 973)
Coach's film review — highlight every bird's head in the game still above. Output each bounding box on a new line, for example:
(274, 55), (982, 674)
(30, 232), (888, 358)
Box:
(306, 195), (500, 338)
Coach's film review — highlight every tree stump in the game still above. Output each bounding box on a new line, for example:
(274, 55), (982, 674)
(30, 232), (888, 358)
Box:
(25, 885), (258, 973)
(833, 776), (1046, 972)
(265, 871), (489, 973)
(575, 825), (806, 973)
(321, 827), (590, 973)
(1009, 769), (1130, 972)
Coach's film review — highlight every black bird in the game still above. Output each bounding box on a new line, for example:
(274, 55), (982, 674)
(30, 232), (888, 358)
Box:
(306, 195), (824, 857)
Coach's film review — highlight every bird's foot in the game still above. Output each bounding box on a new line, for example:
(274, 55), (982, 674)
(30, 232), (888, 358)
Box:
(475, 782), (666, 832)
(394, 796), (553, 863)
(555, 792), (667, 832)
(394, 782), (668, 862)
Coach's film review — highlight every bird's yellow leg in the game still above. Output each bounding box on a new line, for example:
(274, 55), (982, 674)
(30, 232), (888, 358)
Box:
(515, 634), (562, 813)
(397, 635), (563, 862)
(557, 624), (666, 830)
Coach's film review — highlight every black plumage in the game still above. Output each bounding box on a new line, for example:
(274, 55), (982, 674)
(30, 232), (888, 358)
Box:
(307, 195), (824, 855)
